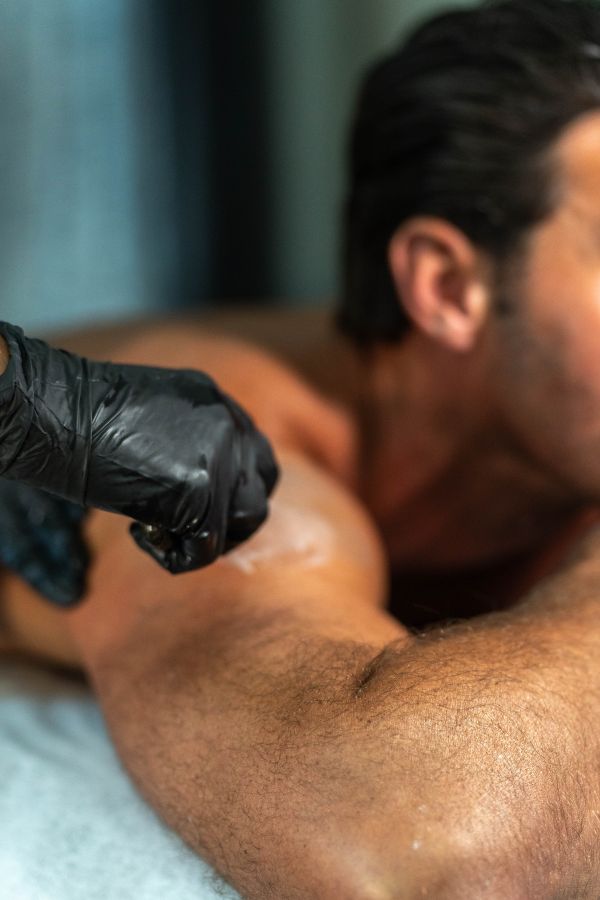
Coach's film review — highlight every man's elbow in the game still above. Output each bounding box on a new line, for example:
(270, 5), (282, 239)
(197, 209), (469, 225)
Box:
(308, 837), (526, 900)
(274, 780), (537, 900)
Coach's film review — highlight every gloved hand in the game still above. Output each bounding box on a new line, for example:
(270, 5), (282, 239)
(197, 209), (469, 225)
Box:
(0, 479), (89, 607)
(0, 322), (279, 576)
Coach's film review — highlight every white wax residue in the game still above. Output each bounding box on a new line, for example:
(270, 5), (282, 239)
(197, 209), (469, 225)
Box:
(225, 501), (337, 575)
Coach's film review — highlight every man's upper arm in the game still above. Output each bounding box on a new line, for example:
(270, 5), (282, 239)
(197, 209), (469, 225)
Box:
(0, 448), (405, 665)
(62, 449), (406, 667)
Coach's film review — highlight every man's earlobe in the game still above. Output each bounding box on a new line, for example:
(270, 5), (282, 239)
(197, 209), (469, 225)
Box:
(387, 218), (491, 352)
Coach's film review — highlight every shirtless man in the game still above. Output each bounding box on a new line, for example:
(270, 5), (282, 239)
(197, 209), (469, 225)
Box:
(3, 0), (600, 896)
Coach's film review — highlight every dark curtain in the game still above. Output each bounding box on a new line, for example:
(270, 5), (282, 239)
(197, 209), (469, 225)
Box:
(160, 0), (273, 308)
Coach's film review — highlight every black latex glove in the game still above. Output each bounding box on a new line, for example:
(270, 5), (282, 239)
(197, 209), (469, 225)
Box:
(0, 478), (88, 607)
(0, 322), (279, 576)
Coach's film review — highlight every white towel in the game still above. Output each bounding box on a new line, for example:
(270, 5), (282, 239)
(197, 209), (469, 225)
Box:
(0, 660), (240, 900)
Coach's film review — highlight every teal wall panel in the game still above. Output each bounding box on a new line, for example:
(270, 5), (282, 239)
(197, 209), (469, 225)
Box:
(0, 1), (478, 331)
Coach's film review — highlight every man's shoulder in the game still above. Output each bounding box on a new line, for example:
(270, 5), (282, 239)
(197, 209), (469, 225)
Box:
(54, 309), (361, 487)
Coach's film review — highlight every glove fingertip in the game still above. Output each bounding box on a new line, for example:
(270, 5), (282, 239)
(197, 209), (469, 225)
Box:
(255, 436), (280, 496)
(129, 522), (175, 573)
(262, 458), (280, 497)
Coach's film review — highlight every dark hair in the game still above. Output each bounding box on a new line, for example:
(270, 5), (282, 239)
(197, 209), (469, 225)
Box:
(337, 0), (600, 343)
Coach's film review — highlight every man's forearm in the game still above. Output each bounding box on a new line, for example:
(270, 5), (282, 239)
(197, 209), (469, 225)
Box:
(75, 526), (600, 900)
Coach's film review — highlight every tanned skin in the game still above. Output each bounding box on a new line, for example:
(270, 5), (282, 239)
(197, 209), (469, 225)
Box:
(5, 112), (600, 898)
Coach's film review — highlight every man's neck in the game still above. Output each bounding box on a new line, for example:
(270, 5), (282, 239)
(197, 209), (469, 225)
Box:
(353, 333), (585, 571)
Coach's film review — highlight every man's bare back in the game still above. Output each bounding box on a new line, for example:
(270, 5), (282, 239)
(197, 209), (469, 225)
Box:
(0, 306), (591, 658)
(100, 312), (600, 592)
(0, 309), (381, 658)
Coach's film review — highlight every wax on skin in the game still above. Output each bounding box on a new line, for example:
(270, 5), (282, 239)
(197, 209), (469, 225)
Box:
(223, 498), (337, 575)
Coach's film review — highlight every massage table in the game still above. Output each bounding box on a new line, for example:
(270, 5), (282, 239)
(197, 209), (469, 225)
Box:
(0, 659), (240, 899)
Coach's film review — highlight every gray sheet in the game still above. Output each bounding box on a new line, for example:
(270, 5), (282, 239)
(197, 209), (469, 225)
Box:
(0, 660), (240, 900)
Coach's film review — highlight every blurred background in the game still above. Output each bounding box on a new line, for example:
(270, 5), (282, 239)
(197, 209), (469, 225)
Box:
(0, 0), (476, 334)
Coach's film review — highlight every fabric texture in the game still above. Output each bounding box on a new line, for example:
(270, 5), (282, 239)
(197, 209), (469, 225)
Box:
(0, 660), (240, 900)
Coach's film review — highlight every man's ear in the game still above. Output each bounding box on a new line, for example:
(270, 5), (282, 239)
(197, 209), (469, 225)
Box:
(387, 217), (491, 352)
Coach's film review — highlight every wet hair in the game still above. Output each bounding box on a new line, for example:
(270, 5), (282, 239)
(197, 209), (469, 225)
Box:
(337, 0), (600, 343)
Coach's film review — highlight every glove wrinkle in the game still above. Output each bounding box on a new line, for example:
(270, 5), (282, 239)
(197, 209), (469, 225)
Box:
(0, 388), (35, 478)
(76, 356), (92, 507)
